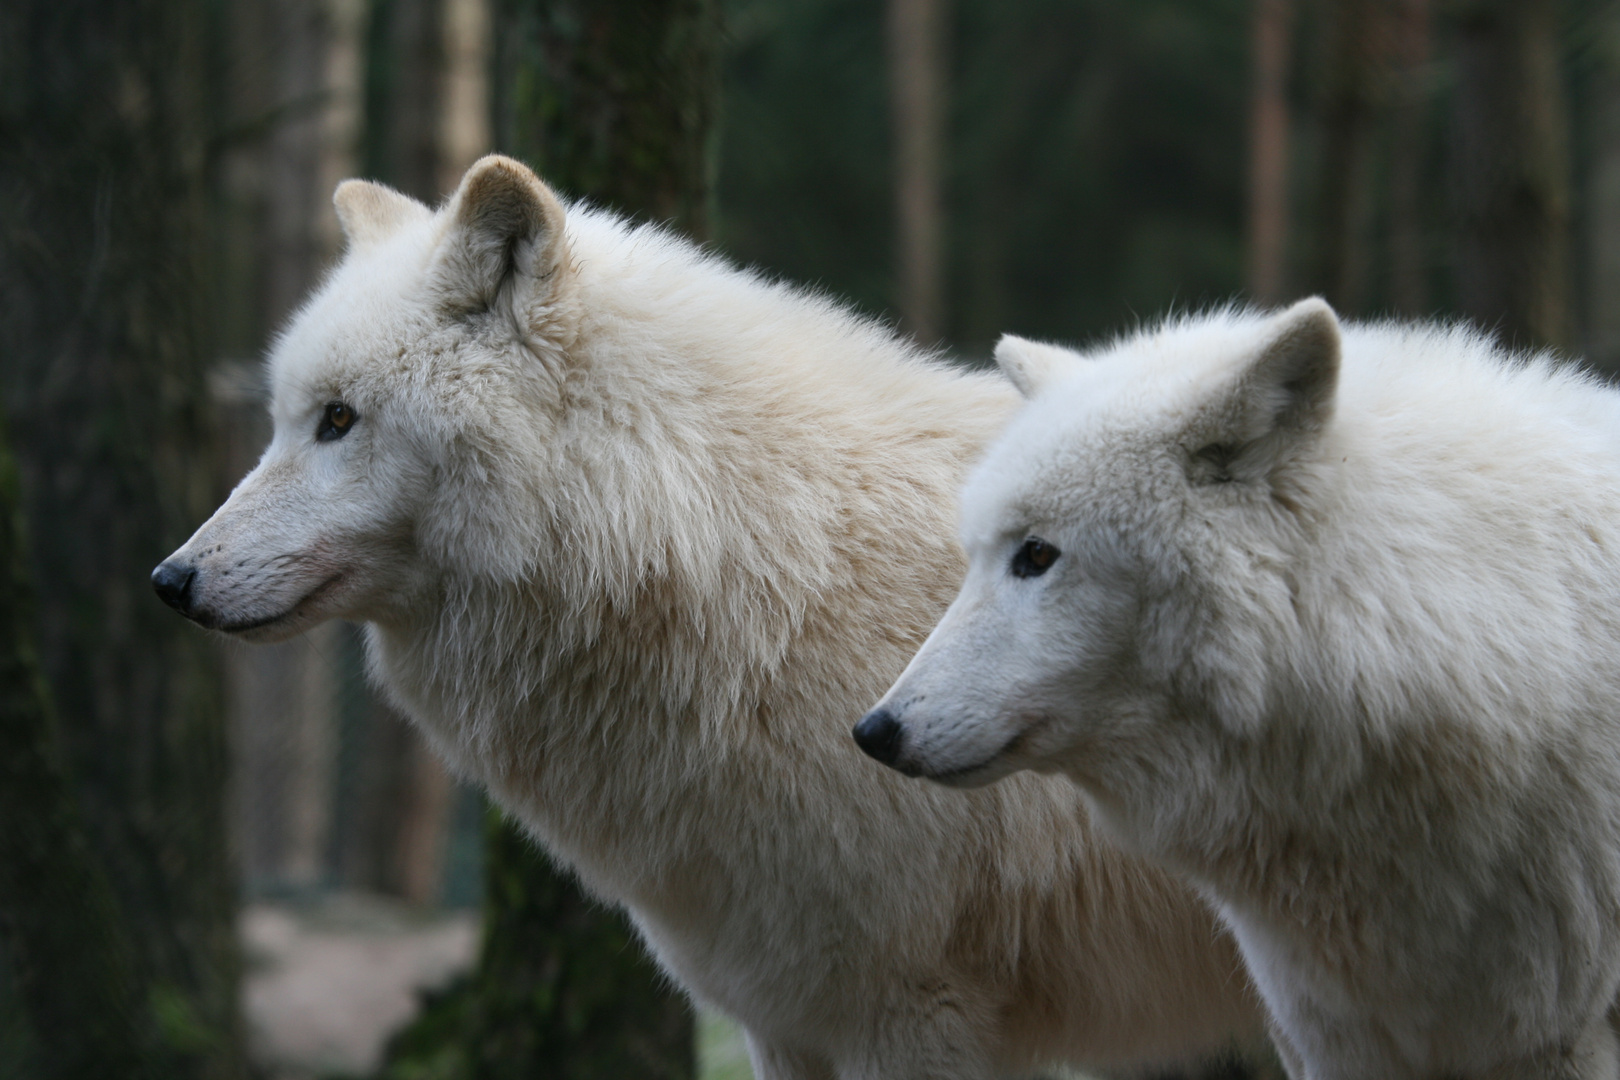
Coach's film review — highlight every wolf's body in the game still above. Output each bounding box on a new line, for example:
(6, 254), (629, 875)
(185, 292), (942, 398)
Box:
(155, 157), (1263, 1079)
(864, 299), (1620, 1079)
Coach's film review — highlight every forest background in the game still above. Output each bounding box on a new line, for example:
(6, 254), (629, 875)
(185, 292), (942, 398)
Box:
(0, 0), (1614, 1078)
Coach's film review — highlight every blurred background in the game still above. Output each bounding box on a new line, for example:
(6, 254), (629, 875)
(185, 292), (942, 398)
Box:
(0, 0), (1615, 1078)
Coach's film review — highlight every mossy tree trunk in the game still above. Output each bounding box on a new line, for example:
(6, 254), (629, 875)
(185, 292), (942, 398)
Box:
(491, 0), (719, 233)
(381, 2), (717, 1078)
(478, 0), (718, 1071)
(0, 429), (155, 1080)
(0, 1), (244, 1077)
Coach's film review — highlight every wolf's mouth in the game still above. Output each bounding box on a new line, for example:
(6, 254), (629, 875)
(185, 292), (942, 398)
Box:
(215, 573), (345, 634)
(918, 717), (1049, 788)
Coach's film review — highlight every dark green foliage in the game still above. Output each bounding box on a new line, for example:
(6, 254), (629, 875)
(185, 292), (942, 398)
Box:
(719, 0), (894, 314)
(719, 0), (1251, 354)
(0, 1), (243, 1077)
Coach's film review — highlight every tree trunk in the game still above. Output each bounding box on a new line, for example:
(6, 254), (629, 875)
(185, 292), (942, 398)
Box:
(440, 0), (494, 195)
(1387, 0), (1431, 315)
(1445, 0), (1572, 351)
(889, 0), (947, 342)
(345, 0), (471, 905)
(481, 0), (715, 1068)
(1585, 4), (1620, 377)
(1312, 0), (1386, 312)
(213, 0), (367, 898)
(0, 1), (245, 1077)
(380, 3), (717, 1076)
(490, 0), (719, 234)
(1248, 0), (1294, 305)
(465, 812), (694, 1079)
(0, 427), (155, 1080)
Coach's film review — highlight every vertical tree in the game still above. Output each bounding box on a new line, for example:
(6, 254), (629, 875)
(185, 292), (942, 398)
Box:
(1248, 0), (1295, 304)
(1386, 0), (1431, 314)
(0, 1), (245, 1078)
(217, 0), (365, 896)
(347, 0), (473, 905)
(1446, 0), (1573, 351)
(365, 0), (450, 200)
(1585, 1), (1620, 376)
(490, 0), (718, 231)
(889, 0), (948, 341)
(382, 1), (717, 1076)
(0, 427), (153, 1079)
(1312, 0), (1388, 311)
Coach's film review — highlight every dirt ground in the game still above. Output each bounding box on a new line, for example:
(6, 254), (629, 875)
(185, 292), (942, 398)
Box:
(240, 892), (753, 1080)
(241, 894), (478, 1079)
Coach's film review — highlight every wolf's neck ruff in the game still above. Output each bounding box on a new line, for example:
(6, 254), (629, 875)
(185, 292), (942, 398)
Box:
(364, 231), (996, 894)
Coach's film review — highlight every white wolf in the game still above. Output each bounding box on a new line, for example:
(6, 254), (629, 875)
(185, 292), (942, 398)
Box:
(858, 298), (1620, 1079)
(152, 156), (1264, 1079)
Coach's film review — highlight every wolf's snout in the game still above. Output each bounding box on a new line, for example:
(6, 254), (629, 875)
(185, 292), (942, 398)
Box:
(151, 560), (197, 616)
(853, 707), (904, 765)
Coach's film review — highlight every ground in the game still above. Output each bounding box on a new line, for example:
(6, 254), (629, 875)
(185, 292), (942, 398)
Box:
(240, 893), (756, 1080)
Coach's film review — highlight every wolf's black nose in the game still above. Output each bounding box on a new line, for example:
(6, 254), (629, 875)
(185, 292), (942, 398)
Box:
(853, 708), (904, 765)
(151, 561), (196, 615)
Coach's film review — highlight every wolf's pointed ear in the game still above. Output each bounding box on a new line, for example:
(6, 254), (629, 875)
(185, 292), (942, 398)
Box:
(995, 335), (1078, 398)
(334, 180), (430, 250)
(430, 155), (570, 326)
(1195, 297), (1341, 483)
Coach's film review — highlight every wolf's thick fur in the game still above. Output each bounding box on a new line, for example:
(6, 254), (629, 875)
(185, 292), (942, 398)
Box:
(157, 157), (1262, 1078)
(867, 299), (1620, 1079)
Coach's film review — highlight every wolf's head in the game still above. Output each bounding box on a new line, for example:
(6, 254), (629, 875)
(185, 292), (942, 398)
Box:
(153, 156), (577, 641)
(853, 299), (1342, 796)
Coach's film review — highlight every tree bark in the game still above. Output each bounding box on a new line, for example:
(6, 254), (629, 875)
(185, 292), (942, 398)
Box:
(1387, 0), (1431, 315)
(1585, 4), (1620, 377)
(380, 2), (717, 1076)
(490, 0), (719, 236)
(0, 427), (155, 1080)
(1248, 0), (1294, 305)
(0, 1), (245, 1077)
(1445, 0), (1572, 351)
(1313, 0), (1388, 312)
(346, 0), (468, 905)
(463, 813), (695, 1079)
(889, 0), (948, 341)
(481, 1), (714, 1069)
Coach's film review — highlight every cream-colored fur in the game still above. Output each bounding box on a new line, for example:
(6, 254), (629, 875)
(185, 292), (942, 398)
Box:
(867, 298), (1620, 1079)
(156, 156), (1264, 1078)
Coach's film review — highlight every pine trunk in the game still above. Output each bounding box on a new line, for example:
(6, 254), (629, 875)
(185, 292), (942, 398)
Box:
(380, 1), (717, 1076)
(1247, 0), (1295, 305)
(347, 0), (466, 905)
(889, 0), (947, 342)
(1386, 0), (1431, 315)
(0, 1), (244, 1077)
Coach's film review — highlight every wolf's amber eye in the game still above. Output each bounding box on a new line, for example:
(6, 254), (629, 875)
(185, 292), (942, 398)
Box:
(316, 401), (357, 442)
(1010, 536), (1060, 579)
